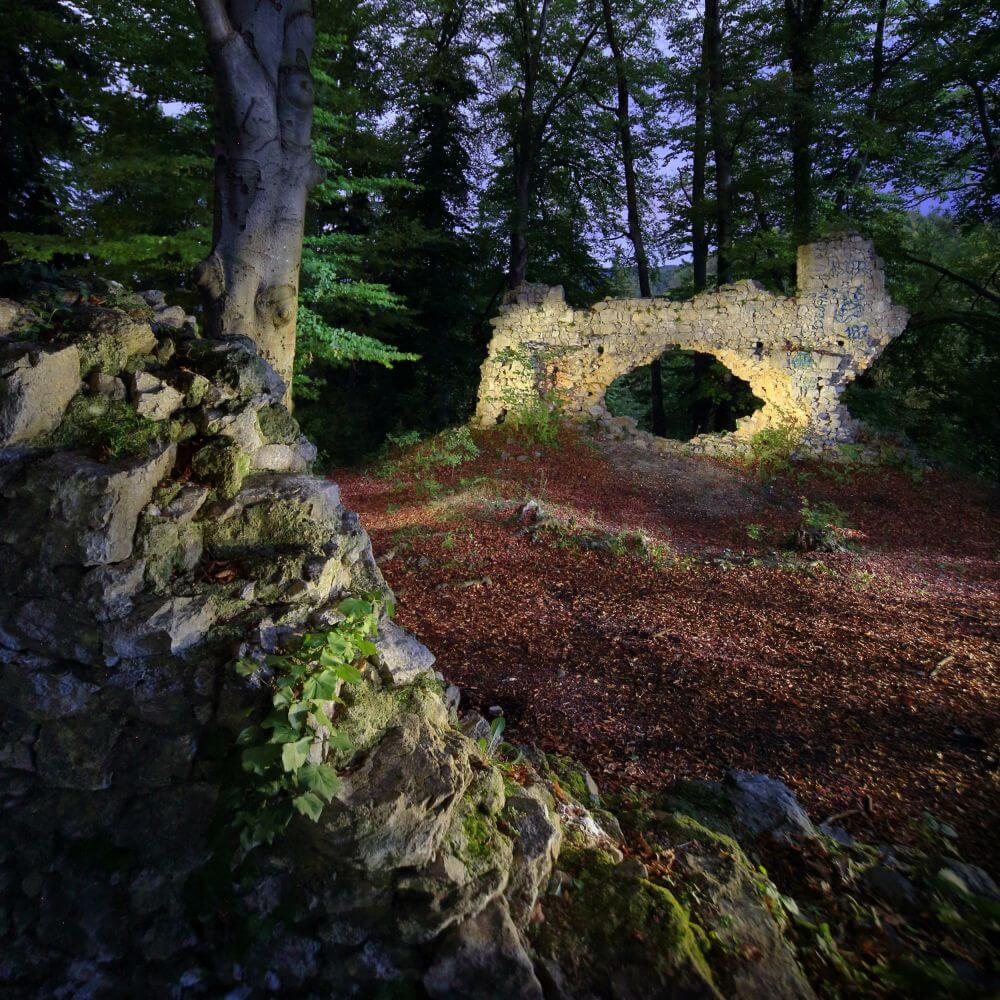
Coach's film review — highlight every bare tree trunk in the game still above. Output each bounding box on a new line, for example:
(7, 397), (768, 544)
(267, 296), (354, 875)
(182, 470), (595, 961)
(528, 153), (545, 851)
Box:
(692, 41), (709, 293)
(784, 0), (823, 244)
(509, 121), (534, 290)
(835, 0), (888, 210)
(704, 0), (733, 286)
(193, 0), (324, 395)
(968, 78), (1000, 192)
(600, 0), (664, 434)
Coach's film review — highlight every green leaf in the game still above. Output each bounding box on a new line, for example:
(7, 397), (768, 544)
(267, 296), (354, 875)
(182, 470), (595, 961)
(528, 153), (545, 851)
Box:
(337, 597), (373, 619)
(312, 705), (336, 732)
(322, 635), (350, 661)
(335, 662), (363, 685)
(298, 763), (341, 802)
(327, 731), (353, 751)
(267, 723), (303, 745)
(281, 737), (313, 773)
(236, 725), (260, 747)
(241, 744), (281, 775)
(292, 791), (325, 823)
(311, 669), (341, 701)
(356, 638), (377, 658)
(288, 700), (311, 730)
(235, 658), (260, 678)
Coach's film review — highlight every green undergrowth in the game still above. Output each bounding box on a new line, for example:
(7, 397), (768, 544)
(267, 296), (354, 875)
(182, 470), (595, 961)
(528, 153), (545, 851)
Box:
(225, 596), (384, 851)
(522, 503), (692, 570)
(41, 394), (183, 458)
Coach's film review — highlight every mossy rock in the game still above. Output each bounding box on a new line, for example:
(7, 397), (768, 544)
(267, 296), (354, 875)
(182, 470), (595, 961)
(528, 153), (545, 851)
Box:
(68, 307), (157, 376)
(257, 404), (300, 445)
(192, 438), (251, 500)
(333, 678), (450, 768)
(532, 751), (596, 806)
(41, 394), (180, 459)
(533, 845), (720, 998)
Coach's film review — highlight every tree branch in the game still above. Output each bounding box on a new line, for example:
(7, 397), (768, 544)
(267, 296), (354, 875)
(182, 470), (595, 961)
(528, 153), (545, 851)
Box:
(901, 253), (1000, 307)
(194, 0), (234, 47)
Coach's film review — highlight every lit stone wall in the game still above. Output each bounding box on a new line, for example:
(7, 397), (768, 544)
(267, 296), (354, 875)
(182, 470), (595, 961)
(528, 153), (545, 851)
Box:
(474, 236), (908, 452)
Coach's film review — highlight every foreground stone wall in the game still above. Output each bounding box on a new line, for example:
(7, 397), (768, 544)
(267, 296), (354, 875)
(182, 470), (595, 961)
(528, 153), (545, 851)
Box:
(475, 236), (908, 452)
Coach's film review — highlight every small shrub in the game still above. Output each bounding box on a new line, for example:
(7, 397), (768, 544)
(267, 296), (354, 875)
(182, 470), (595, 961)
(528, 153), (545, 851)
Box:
(794, 498), (855, 553)
(378, 425), (479, 480)
(747, 421), (804, 480)
(503, 397), (563, 446)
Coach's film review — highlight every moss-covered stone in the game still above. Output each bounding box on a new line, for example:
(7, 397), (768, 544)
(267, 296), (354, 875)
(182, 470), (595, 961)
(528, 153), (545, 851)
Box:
(69, 307), (157, 377)
(533, 845), (719, 998)
(332, 679), (450, 768)
(201, 496), (330, 558)
(191, 438), (251, 500)
(41, 394), (180, 459)
(257, 403), (300, 445)
(135, 517), (203, 592)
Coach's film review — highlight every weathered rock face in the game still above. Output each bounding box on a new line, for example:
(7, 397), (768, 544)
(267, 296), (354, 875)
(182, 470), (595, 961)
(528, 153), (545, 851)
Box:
(475, 236), (908, 454)
(0, 288), (565, 998)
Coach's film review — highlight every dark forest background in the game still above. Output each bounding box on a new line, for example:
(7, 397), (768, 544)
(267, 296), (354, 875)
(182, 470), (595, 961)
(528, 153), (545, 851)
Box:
(1, 0), (997, 473)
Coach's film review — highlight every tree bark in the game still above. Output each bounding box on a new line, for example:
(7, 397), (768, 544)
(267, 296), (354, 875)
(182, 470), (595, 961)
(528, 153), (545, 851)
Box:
(835, 0), (888, 210)
(784, 0), (823, 244)
(704, 0), (733, 286)
(509, 117), (534, 290)
(600, 0), (664, 434)
(692, 39), (709, 293)
(193, 0), (324, 395)
(505, 3), (599, 290)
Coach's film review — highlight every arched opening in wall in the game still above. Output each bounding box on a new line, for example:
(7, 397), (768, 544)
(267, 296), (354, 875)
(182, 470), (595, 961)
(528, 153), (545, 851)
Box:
(605, 348), (764, 441)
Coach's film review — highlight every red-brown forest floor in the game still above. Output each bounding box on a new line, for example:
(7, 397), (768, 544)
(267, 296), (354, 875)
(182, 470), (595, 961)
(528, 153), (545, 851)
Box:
(331, 427), (999, 868)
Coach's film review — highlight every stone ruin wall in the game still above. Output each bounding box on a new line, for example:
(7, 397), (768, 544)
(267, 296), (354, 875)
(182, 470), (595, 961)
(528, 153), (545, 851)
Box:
(475, 235), (909, 454)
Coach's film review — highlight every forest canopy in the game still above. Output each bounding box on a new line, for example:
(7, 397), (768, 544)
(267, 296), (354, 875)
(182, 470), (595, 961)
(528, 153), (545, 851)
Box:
(1, 0), (997, 473)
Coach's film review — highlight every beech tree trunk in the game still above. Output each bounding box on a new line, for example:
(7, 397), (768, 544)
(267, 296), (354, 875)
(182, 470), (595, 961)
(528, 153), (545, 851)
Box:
(784, 0), (824, 245)
(509, 117), (534, 290)
(600, 0), (664, 435)
(704, 0), (733, 287)
(194, 0), (324, 395)
(692, 41), (709, 294)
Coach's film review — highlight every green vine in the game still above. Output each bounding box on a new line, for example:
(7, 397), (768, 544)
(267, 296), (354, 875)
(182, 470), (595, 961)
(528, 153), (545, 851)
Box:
(230, 596), (386, 851)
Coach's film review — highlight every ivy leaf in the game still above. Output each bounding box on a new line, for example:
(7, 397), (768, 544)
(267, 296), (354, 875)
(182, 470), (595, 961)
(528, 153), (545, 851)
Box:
(298, 763), (341, 802)
(338, 597), (373, 619)
(281, 737), (313, 773)
(241, 744), (281, 775)
(268, 723), (302, 744)
(355, 638), (377, 658)
(311, 669), (341, 701)
(288, 700), (311, 730)
(235, 657), (260, 678)
(236, 724), (260, 747)
(292, 792), (325, 823)
(327, 731), (353, 751)
(335, 662), (363, 685)
(261, 708), (293, 730)
(322, 636), (350, 661)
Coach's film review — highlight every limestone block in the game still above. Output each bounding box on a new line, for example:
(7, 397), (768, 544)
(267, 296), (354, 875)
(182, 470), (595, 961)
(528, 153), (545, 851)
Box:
(127, 371), (185, 420)
(0, 342), (81, 445)
(2, 444), (176, 567)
